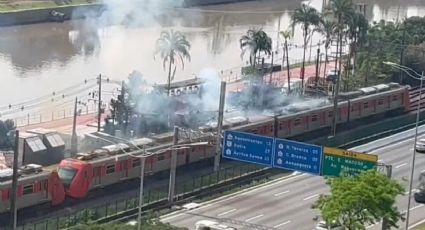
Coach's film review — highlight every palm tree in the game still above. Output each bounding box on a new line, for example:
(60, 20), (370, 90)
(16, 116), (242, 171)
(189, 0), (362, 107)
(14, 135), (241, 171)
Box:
(291, 3), (321, 91)
(155, 29), (191, 96)
(347, 12), (368, 77)
(279, 30), (292, 93)
(240, 29), (272, 68)
(315, 18), (337, 78)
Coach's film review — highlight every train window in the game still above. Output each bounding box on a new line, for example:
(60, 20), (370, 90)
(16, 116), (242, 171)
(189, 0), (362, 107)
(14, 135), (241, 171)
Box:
(328, 111), (333, 117)
(270, 125), (273, 132)
(392, 95), (398, 101)
(192, 147), (196, 152)
(106, 164), (115, 174)
(279, 122), (283, 130)
(294, 119), (301, 126)
(23, 184), (33, 195)
(157, 154), (165, 161)
(378, 98), (384, 105)
(311, 115), (318, 122)
(132, 158), (141, 167)
(364, 102), (369, 109)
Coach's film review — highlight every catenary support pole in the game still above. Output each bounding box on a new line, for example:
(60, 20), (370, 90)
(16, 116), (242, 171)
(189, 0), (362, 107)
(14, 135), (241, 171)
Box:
(137, 154), (146, 230)
(315, 47), (320, 97)
(71, 97), (78, 154)
(405, 72), (424, 230)
(97, 74), (102, 132)
(214, 82), (226, 172)
(10, 130), (19, 230)
(168, 126), (179, 202)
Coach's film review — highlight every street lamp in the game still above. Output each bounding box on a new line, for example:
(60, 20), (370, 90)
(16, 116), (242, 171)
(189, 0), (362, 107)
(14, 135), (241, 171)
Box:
(383, 61), (424, 230)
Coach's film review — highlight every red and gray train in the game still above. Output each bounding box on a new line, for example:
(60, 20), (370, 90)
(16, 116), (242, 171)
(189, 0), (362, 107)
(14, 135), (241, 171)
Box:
(0, 83), (410, 213)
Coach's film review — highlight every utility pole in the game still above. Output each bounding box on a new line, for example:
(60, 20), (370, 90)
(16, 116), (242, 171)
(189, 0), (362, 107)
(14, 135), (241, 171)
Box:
(214, 82), (226, 172)
(381, 164), (392, 230)
(285, 39), (291, 93)
(273, 114), (278, 138)
(315, 47), (321, 96)
(137, 150), (146, 230)
(269, 52), (274, 85)
(10, 130), (19, 230)
(168, 126), (179, 203)
(97, 74), (102, 132)
(399, 28), (406, 84)
(71, 97), (78, 154)
(331, 27), (343, 137)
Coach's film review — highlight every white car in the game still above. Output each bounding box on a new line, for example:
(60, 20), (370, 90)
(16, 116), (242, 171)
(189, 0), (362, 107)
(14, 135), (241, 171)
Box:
(315, 221), (345, 230)
(195, 220), (237, 230)
(416, 138), (425, 153)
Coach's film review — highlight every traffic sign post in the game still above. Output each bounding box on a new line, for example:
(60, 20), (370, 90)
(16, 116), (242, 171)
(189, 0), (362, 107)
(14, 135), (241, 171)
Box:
(322, 147), (378, 177)
(222, 130), (274, 166)
(273, 139), (323, 175)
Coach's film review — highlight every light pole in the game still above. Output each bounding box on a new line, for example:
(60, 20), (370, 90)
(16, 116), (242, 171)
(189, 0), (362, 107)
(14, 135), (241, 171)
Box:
(383, 61), (424, 230)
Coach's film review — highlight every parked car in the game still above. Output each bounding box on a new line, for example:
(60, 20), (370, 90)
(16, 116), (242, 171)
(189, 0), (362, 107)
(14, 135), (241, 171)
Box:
(315, 221), (345, 230)
(415, 138), (425, 153)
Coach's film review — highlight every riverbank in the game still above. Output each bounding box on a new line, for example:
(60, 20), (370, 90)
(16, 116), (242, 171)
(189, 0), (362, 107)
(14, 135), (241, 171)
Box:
(0, 0), (254, 26)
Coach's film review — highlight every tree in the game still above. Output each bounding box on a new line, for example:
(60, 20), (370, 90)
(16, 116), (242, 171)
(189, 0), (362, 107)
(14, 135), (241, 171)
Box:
(313, 170), (405, 230)
(240, 29), (272, 68)
(291, 3), (320, 90)
(315, 18), (336, 78)
(328, 0), (355, 91)
(279, 30), (292, 93)
(0, 119), (15, 149)
(155, 29), (191, 96)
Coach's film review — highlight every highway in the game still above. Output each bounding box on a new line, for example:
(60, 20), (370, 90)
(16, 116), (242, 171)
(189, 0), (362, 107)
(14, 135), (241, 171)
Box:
(161, 125), (425, 230)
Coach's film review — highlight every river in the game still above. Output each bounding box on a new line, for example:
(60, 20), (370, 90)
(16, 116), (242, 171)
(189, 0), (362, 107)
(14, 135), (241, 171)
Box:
(0, 0), (424, 107)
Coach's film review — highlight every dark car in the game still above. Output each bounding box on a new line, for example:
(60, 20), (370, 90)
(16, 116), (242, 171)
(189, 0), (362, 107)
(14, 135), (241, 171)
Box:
(48, 10), (66, 22)
(414, 185), (425, 203)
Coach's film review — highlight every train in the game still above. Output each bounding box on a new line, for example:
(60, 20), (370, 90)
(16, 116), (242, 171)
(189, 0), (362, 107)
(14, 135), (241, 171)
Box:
(0, 82), (411, 214)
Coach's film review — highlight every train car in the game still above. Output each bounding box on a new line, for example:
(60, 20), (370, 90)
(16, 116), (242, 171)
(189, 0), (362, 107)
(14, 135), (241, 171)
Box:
(0, 164), (65, 213)
(58, 140), (215, 199)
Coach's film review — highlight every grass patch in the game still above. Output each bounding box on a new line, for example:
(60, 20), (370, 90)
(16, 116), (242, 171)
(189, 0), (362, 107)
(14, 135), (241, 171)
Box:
(0, 0), (99, 13)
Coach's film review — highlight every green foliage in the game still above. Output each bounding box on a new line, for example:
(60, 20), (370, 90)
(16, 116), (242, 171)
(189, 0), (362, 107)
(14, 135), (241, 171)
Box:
(154, 29), (191, 96)
(312, 170), (405, 230)
(354, 16), (425, 86)
(240, 29), (272, 67)
(71, 217), (188, 230)
(291, 3), (320, 81)
(0, 119), (15, 149)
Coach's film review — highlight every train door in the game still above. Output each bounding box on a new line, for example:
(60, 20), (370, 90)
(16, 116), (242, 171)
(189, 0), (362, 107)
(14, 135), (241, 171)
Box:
(93, 166), (101, 186)
(121, 160), (128, 178)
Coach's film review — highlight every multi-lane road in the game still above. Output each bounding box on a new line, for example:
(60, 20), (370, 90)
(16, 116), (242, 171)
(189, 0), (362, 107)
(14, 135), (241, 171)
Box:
(161, 125), (425, 230)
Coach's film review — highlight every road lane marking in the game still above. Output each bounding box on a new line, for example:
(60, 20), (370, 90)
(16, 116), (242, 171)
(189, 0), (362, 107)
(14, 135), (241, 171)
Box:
(274, 190), (290, 197)
(395, 163), (407, 169)
(378, 159), (384, 162)
(274, 220), (291, 228)
(217, 209), (237, 217)
(245, 214), (264, 222)
(421, 169), (425, 173)
(404, 189), (418, 195)
(161, 173), (308, 221)
(410, 204), (424, 211)
(303, 194), (319, 201)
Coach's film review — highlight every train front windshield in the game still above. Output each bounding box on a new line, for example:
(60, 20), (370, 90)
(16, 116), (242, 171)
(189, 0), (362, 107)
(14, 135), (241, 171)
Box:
(58, 167), (77, 187)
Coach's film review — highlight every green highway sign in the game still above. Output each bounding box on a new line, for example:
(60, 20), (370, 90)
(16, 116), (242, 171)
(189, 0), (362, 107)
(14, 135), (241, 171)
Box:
(322, 147), (378, 177)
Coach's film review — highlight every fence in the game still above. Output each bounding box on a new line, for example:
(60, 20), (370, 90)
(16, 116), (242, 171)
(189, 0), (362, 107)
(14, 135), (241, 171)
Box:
(15, 163), (265, 230)
(13, 105), (99, 127)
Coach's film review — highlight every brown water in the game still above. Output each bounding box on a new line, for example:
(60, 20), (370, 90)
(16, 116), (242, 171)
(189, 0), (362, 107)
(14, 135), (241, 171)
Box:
(0, 0), (424, 105)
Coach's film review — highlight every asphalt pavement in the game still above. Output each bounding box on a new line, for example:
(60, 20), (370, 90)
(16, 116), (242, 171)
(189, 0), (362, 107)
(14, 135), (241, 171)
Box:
(161, 125), (425, 230)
